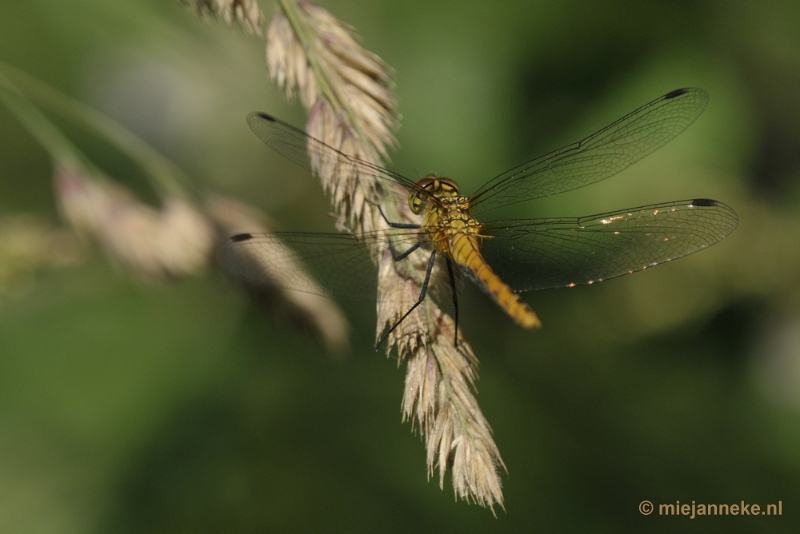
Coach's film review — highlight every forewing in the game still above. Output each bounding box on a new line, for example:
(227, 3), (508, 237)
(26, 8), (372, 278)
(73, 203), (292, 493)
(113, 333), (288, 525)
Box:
(470, 88), (709, 215)
(217, 230), (424, 300)
(479, 199), (737, 292)
(247, 112), (423, 204)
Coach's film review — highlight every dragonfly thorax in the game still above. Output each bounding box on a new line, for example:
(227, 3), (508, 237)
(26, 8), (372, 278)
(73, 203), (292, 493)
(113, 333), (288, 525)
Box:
(419, 193), (481, 261)
(409, 174), (460, 214)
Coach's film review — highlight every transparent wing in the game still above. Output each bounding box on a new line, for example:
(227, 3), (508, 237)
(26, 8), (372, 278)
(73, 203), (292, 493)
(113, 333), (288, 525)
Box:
(479, 199), (737, 292)
(247, 113), (424, 205)
(217, 230), (426, 300)
(470, 88), (709, 215)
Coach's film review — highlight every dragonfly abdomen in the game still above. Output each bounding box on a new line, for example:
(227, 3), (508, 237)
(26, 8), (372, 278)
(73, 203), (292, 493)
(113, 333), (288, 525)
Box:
(450, 234), (541, 329)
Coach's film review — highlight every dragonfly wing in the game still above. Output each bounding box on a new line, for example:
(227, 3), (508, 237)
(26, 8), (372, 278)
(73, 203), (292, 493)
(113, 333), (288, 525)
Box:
(479, 199), (737, 292)
(470, 88), (709, 215)
(247, 113), (422, 202)
(217, 230), (425, 300)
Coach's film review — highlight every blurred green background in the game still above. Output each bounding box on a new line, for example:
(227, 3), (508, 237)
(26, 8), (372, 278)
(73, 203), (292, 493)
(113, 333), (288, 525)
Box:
(1, 0), (800, 532)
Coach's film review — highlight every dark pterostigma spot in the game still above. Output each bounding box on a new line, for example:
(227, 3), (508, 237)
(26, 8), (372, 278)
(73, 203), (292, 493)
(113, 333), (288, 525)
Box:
(254, 112), (275, 121)
(690, 198), (717, 207)
(230, 233), (253, 242)
(664, 88), (689, 99)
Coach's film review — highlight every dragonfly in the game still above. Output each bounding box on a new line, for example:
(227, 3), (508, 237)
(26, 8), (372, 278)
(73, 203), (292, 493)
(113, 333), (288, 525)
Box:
(218, 87), (738, 347)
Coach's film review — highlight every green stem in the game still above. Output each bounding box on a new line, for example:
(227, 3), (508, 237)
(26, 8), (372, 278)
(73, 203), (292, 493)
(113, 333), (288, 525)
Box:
(0, 74), (88, 172)
(0, 62), (191, 198)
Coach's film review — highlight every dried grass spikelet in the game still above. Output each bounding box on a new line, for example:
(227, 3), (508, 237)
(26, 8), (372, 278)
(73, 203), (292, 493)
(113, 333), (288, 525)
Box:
(207, 193), (350, 354)
(267, 0), (397, 229)
(389, 285), (507, 511)
(267, 11), (317, 108)
(181, 0), (267, 37)
(56, 166), (161, 275)
(156, 197), (218, 275)
(307, 99), (389, 233)
(55, 166), (216, 279)
(264, 0), (507, 511)
(266, 0), (397, 157)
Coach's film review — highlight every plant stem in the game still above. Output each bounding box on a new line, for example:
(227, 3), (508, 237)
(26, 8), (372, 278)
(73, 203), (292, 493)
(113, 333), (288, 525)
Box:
(0, 62), (192, 199)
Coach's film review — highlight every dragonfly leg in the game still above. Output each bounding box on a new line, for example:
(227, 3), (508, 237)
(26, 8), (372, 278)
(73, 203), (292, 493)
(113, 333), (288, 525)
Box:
(375, 250), (437, 350)
(389, 240), (422, 262)
(376, 203), (420, 229)
(445, 257), (459, 348)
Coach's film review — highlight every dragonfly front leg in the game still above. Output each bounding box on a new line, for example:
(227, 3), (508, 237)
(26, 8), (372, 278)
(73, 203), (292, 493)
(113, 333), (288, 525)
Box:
(375, 249), (437, 350)
(375, 203), (420, 229)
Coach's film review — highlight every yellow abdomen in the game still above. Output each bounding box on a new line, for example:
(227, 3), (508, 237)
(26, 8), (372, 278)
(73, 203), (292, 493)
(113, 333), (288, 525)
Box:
(449, 234), (541, 329)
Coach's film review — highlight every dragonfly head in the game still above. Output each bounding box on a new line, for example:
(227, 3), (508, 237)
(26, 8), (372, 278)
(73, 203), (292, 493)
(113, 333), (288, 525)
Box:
(409, 174), (460, 214)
